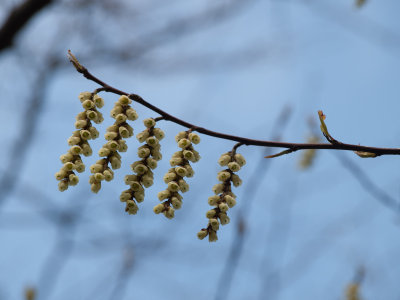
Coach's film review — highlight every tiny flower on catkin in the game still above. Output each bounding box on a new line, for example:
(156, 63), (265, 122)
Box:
(198, 147), (246, 242)
(121, 118), (164, 214)
(155, 130), (201, 219)
(89, 95), (138, 194)
(55, 91), (104, 191)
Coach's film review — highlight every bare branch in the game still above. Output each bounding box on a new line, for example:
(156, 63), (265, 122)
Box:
(0, 0), (54, 52)
(70, 52), (400, 157)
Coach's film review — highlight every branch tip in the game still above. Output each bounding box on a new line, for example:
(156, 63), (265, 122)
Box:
(67, 50), (85, 73)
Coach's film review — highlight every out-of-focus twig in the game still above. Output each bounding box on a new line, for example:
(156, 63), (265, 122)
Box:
(335, 152), (400, 214)
(0, 0), (54, 52)
(302, 0), (400, 55)
(0, 58), (59, 209)
(214, 105), (292, 300)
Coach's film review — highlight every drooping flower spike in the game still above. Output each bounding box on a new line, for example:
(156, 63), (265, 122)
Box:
(55, 91), (104, 191)
(198, 143), (246, 242)
(120, 117), (165, 215)
(153, 130), (201, 219)
(89, 95), (138, 193)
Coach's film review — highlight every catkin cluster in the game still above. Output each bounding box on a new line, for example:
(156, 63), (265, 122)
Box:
(89, 95), (138, 193)
(153, 131), (201, 219)
(197, 150), (246, 242)
(55, 92), (104, 191)
(120, 118), (165, 214)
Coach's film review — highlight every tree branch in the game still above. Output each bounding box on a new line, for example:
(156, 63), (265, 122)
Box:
(0, 0), (54, 52)
(68, 51), (400, 156)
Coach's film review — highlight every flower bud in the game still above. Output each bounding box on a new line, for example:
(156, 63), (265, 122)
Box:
(55, 170), (67, 180)
(134, 192), (144, 203)
(115, 113), (127, 124)
(164, 207), (175, 219)
(106, 140), (119, 151)
(138, 147), (150, 158)
(80, 130), (91, 140)
(208, 230), (218, 242)
(58, 180), (69, 192)
(82, 100), (95, 110)
(88, 127), (99, 139)
(110, 156), (121, 169)
(136, 130), (150, 143)
(90, 164), (103, 173)
(219, 213), (230, 225)
(152, 151), (162, 161)
(60, 153), (73, 163)
(228, 162), (241, 172)
(167, 181), (180, 192)
(67, 136), (81, 146)
(120, 192), (131, 202)
(177, 138), (191, 149)
(206, 209), (216, 219)
(75, 163), (85, 173)
(175, 131), (187, 142)
(143, 118), (156, 128)
(78, 92), (92, 102)
(175, 166), (187, 177)
(94, 173), (105, 181)
(68, 174), (79, 186)
(126, 108), (138, 121)
(133, 163), (148, 175)
(171, 197), (182, 209)
(169, 157), (182, 166)
(184, 164), (194, 177)
(209, 218), (219, 231)
(224, 195), (236, 208)
(197, 229), (208, 240)
(91, 182), (101, 193)
(63, 162), (74, 171)
(81, 144), (92, 156)
(178, 179), (189, 193)
(212, 183), (224, 195)
(163, 172), (176, 183)
(231, 174), (242, 187)
(98, 147), (111, 157)
(86, 110), (98, 121)
(93, 94), (104, 108)
(234, 153), (246, 166)
(118, 140), (128, 152)
(153, 128), (165, 140)
(188, 132), (200, 144)
(218, 154), (231, 166)
(146, 157), (158, 169)
(119, 126), (130, 138)
(104, 132), (118, 141)
(118, 95), (131, 105)
(146, 136), (158, 147)
(158, 190), (171, 201)
(182, 150), (194, 161)
(218, 203), (229, 212)
(217, 171), (231, 182)
(103, 169), (114, 181)
(141, 177), (154, 188)
(110, 106), (123, 118)
(208, 195), (220, 206)
(153, 203), (164, 214)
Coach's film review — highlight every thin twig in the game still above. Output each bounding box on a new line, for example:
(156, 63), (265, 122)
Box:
(68, 51), (400, 156)
(214, 106), (292, 300)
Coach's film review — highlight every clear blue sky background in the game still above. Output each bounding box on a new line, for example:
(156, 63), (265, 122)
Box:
(0, 0), (399, 299)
